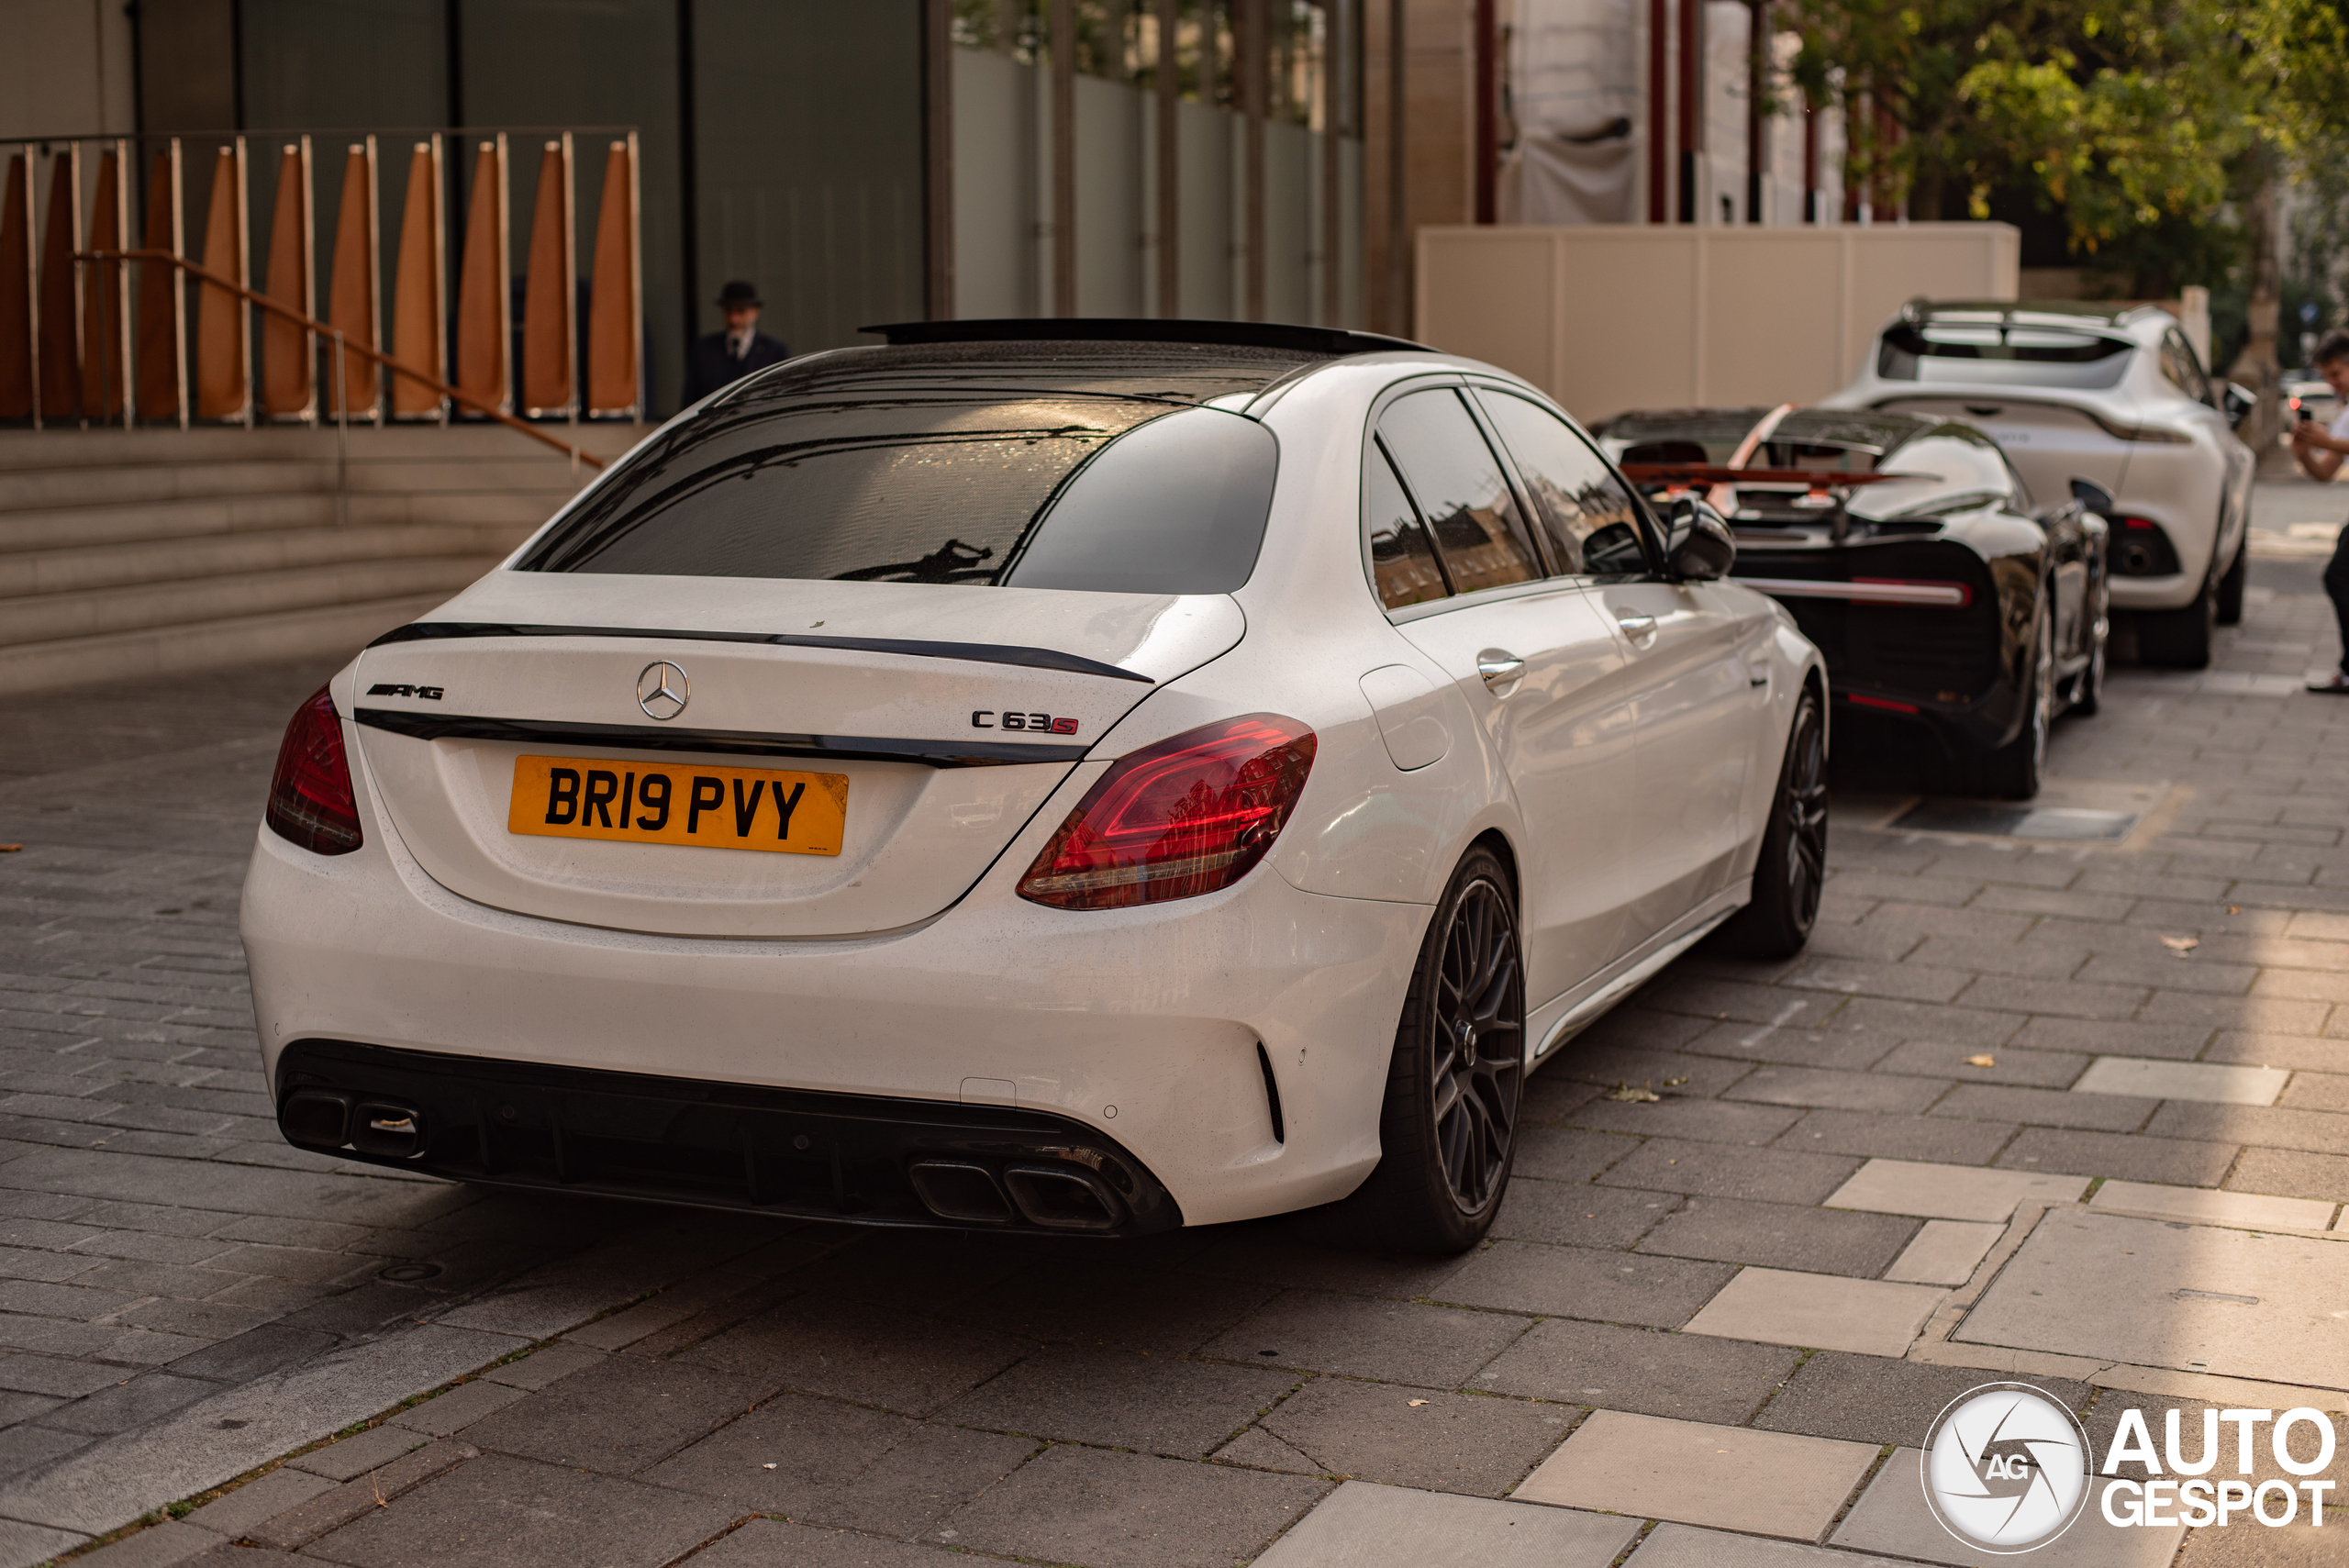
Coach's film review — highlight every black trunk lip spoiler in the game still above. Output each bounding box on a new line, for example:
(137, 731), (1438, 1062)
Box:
(366, 620), (1155, 684)
(353, 708), (1089, 769)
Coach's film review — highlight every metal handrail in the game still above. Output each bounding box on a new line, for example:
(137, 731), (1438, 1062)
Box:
(74, 247), (606, 471)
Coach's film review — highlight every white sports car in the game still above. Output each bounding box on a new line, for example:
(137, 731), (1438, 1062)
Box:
(1825, 300), (2254, 668)
(240, 321), (1826, 1252)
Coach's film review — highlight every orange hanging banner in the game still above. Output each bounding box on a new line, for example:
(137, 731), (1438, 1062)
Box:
(585, 139), (636, 417)
(37, 151), (82, 420)
(453, 138), (508, 416)
(389, 140), (443, 418)
(521, 139), (571, 415)
(80, 150), (125, 420)
(0, 155), (29, 420)
(261, 142), (312, 417)
(327, 142), (379, 418)
(195, 146), (247, 420)
(135, 150), (181, 422)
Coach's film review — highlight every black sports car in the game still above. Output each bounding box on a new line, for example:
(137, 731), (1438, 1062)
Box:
(1598, 406), (2109, 799)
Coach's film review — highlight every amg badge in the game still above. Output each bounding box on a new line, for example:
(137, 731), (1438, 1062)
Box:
(365, 683), (445, 700)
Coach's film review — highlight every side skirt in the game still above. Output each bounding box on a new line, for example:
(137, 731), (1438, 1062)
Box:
(1523, 886), (1746, 1070)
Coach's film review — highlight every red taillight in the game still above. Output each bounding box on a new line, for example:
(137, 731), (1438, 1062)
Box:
(1017, 714), (1316, 910)
(265, 685), (363, 855)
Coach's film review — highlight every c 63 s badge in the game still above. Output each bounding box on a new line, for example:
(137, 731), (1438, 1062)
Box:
(366, 683), (445, 700)
(973, 710), (1080, 734)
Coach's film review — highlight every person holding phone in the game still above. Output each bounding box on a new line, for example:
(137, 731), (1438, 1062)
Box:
(2289, 331), (2349, 691)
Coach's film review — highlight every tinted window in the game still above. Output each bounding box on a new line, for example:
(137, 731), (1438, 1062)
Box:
(2160, 330), (2211, 406)
(519, 387), (1275, 593)
(1378, 388), (1543, 594)
(1877, 322), (2132, 390)
(1364, 439), (1449, 608)
(1476, 390), (1652, 576)
(1003, 409), (1276, 593)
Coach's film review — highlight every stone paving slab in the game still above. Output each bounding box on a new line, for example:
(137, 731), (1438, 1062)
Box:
(1884, 1219), (2005, 1285)
(1827, 1159), (2092, 1221)
(1252, 1481), (1639, 1568)
(1625, 1522), (1909, 1568)
(1682, 1267), (1946, 1357)
(2074, 1058), (2291, 1106)
(1955, 1210), (2349, 1389)
(2088, 1179), (2339, 1231)
(1832, 1448), (2187, 1568)
(1514, 1409), (1878, 1540)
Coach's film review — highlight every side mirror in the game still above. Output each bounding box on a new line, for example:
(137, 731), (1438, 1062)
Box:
(2068, 478), (2115, 516)
(1664, 496), (1736, 582)
(2223, 382), (2254, 429)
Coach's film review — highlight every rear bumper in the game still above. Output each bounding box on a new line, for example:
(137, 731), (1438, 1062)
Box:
(239, 784), (1428, 1229)
(1737, 547), (2025, 755)
(276, 1039), (1181, 1235)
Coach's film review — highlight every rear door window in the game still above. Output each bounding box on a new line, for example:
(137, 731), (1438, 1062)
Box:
(1376, 387), (1545, 594)
(1364, 439), (1450, 608)
(1475, 389), (1653, 577)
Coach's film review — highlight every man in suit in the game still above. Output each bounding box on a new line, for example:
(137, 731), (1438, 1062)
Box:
(684, 281), (790, 404)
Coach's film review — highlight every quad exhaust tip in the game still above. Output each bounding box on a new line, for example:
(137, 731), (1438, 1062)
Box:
(281, 1089), (427, 1160)
(907, 1158), (1122, 1230)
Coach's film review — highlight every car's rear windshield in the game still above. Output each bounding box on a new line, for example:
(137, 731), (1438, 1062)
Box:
(1877, 322), (2132, 389)
(517, 343), (1293, 594)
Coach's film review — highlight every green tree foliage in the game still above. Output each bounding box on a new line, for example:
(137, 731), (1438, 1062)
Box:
(1781, 0), (2349, 295)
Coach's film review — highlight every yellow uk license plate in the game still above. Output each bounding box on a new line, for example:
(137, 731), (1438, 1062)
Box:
(507, 754), (848, 856)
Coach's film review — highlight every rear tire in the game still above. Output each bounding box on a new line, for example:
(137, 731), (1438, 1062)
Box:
(2136, 578), (2215, 669)
(1342, 846), (1524, 1254)
(2215, 540), (2247, 626)
(1953, 612), (2052, 800)
(2068, 579), (2109, 717)
(1716, 684), (1827, 960)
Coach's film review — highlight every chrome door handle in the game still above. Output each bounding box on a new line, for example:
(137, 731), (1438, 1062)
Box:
(1616, 613), (1658, 644)
(1476, 651), (1527, 693)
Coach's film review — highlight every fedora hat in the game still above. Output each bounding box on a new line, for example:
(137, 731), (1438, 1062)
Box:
(716, 280), (763, 308)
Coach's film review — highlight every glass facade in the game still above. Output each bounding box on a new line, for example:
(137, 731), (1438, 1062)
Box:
(130, 0), (1364, 416)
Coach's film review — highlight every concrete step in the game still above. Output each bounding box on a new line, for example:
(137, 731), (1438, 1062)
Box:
(0, 456), (595, 513)
(0, 523), (535, 599)
(0, 420), (650, 471)
(0, 461), (339, 513)
(0, 555), (494, 649)
(0, 591), (453, 695)
(0, 489), (573, 554)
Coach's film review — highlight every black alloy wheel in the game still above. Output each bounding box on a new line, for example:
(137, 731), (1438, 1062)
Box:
(1341, 846), (1524, 1252)
(1717, 684), (1828, 959)
(1428, 874), (1523, 1214)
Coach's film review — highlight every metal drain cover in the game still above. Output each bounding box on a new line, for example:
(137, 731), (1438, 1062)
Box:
(1892, 802), (2141, 841)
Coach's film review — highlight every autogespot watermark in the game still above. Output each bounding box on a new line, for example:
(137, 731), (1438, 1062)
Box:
(1920, 1385), (2341, 1553)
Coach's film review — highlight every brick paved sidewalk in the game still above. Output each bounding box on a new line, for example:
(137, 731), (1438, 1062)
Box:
(5, 560), (2347, 1568)
(0, 661), (811, 1562)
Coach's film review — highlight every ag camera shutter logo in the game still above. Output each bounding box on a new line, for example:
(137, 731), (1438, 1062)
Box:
(1920, 1383), (2092, 1553)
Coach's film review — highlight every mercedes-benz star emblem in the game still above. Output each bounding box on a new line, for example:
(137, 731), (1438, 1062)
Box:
(636, 661), (689, 721)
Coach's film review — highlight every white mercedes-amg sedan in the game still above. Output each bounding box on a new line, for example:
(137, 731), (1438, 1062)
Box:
(241, 321), (1825, 1253)
(1825, 300), (2254, 668)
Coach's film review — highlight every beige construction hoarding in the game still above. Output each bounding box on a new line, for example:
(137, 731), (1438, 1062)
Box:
(1417, 223), (2021, 422)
